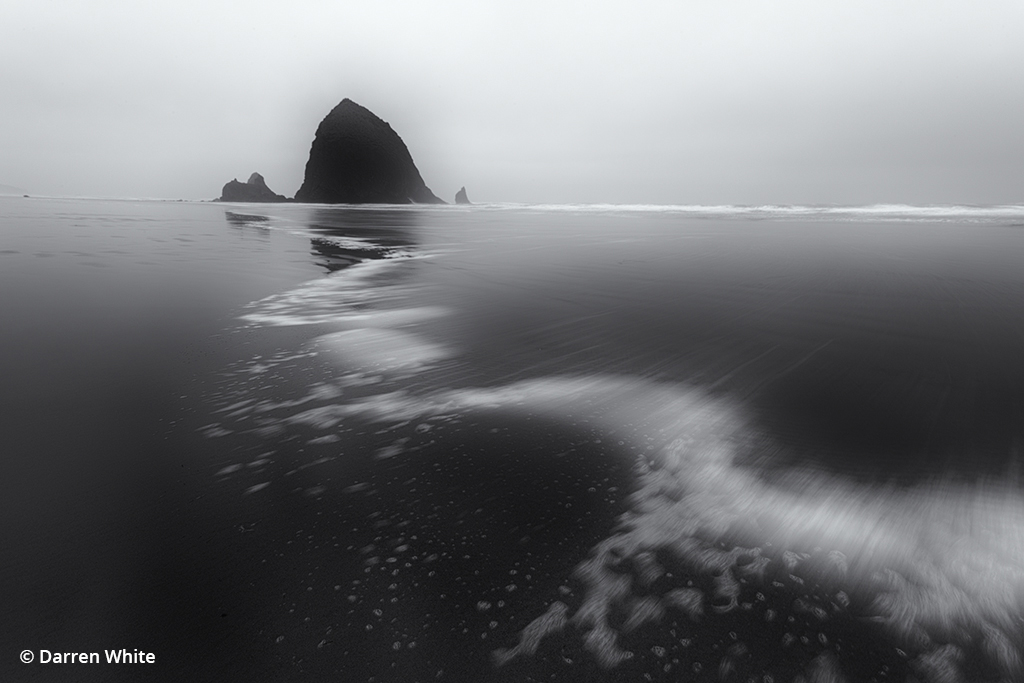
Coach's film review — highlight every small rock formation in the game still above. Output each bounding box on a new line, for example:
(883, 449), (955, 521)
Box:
(218, 173), (287, 202)
(294, 99), (444, 204)
(455, 186), (471, 204)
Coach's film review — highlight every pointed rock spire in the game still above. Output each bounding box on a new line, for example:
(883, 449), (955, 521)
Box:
(294, 99), (444, 204)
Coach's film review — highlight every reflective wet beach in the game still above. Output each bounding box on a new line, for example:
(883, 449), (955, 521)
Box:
(3, 198), (1024, 681)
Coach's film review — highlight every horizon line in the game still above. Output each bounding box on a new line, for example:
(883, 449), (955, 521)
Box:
(5, 194), (1024, 214)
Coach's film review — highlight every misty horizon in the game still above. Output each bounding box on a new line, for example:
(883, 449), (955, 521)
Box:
(2, 0), (1022, 206)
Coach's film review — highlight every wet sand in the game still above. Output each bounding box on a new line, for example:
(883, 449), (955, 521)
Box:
(4, 200), (1024, 681)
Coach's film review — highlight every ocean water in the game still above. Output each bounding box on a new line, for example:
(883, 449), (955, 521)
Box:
(3, 196), (1024, 682)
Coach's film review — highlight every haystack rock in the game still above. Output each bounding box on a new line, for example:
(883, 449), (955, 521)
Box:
(218, 173), (287, 202)
(294, 99), (444, 204)
(455, 186), (471, 204)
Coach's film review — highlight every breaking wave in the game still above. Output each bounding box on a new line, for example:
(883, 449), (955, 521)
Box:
(481, 203), (1024, 223)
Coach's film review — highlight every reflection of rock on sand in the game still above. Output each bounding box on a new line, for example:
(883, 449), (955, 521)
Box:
(240, 207), (446, 329)
(306, 206), (422, 248)
(305, 206), (424, 274)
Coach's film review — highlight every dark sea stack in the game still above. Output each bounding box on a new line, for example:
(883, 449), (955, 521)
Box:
(294, 99), (444, 204)
(455, 186), (471, 204)
(219, 173), (287, 202)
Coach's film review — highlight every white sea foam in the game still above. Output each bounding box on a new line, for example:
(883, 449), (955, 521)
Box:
(313, 328), (451, 376)
(326, 375), (1024, 680)
(241, 244), (453, 375)
(240, 256), (448, 328)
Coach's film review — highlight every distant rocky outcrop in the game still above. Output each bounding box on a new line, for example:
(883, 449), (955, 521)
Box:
(294, 99), (444, 205)
(455, 186), (471, 204)
(218, 173), (287, 202)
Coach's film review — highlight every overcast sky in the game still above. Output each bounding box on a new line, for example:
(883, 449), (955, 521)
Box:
(2, 0), (1022, 205)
